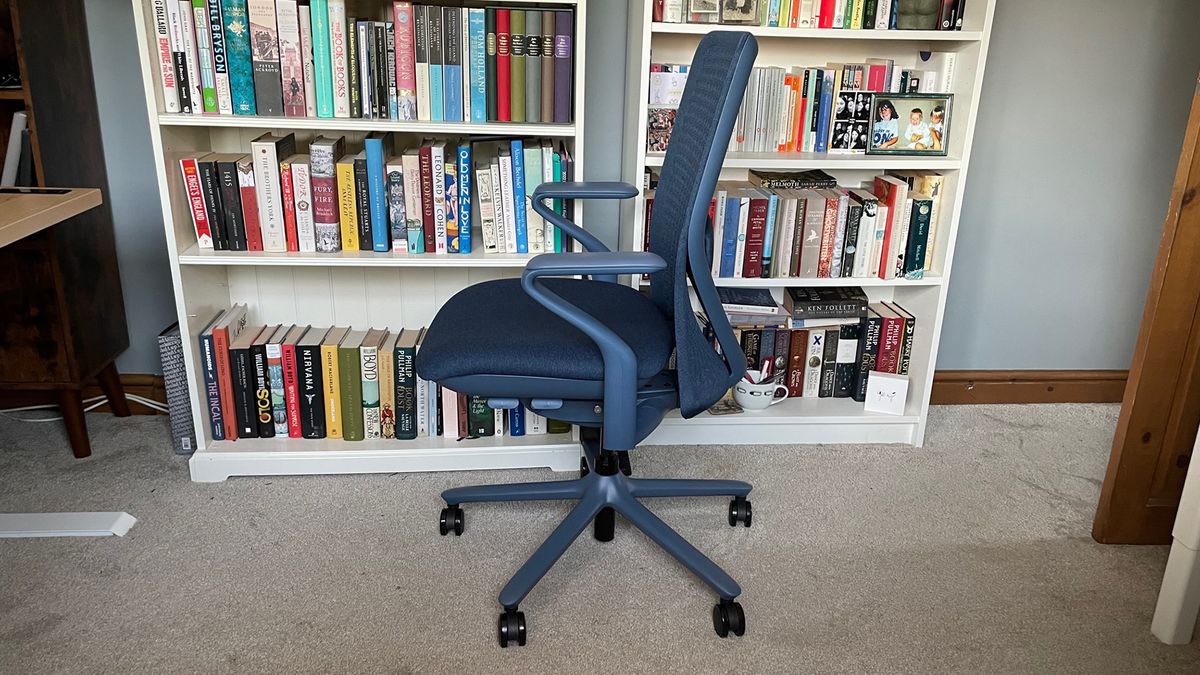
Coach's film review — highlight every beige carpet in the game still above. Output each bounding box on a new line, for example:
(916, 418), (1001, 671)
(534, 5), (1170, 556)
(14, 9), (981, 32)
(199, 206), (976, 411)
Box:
(1, 404), (1198, 673)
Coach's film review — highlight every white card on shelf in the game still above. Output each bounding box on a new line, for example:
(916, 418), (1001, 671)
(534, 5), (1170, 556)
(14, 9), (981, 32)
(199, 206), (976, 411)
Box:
(864, 371), (909, 416)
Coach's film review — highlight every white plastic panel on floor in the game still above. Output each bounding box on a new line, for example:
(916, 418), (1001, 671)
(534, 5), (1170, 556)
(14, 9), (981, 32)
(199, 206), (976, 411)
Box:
(0, 512), (137, 538)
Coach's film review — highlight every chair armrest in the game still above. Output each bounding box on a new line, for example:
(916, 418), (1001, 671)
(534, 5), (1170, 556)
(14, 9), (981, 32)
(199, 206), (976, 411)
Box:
(523, 251), (667, 280)
(530, 181), (640, 253)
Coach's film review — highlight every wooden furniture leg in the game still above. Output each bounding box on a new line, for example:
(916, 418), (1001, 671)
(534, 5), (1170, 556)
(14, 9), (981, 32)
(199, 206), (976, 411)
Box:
(96, 361), (131, 417)
(56, 388), (91, 459)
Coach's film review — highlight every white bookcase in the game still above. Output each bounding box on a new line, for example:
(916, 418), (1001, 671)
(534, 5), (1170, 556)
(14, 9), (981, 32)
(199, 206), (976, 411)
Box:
(621, 0), (997, 447)
(131, 0), (588, 481)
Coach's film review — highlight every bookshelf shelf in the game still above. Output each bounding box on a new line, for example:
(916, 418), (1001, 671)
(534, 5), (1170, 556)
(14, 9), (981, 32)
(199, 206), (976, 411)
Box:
(623, 1), (997, 447)
(134, 0), (590, 480)
(650, 22), (983, 42)
(645, 151), (961, 170)
(189, 432), (580, 482)
(178, 243), (542, 268)
(157, 112), (577, 138)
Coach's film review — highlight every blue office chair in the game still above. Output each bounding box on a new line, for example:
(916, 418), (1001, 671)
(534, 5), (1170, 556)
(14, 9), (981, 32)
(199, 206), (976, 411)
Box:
(415, 32), (758, 647)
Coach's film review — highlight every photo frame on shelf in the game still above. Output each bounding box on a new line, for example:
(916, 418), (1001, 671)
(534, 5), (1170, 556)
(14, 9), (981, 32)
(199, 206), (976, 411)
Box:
(719, 0), (761, 24)
(867, 93), (952, 156)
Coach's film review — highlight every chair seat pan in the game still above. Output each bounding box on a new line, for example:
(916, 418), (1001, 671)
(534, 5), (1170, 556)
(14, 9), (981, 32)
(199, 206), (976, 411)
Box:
(415, 278), (674, 384)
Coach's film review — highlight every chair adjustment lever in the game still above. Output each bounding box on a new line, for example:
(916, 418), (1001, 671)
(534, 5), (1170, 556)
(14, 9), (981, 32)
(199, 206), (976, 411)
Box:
(487, 398), (520, 410)
(530, 399), (563, 410)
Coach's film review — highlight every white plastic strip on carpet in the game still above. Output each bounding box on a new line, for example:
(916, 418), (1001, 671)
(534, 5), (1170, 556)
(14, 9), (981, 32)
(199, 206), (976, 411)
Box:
(0, 512), (137, 538)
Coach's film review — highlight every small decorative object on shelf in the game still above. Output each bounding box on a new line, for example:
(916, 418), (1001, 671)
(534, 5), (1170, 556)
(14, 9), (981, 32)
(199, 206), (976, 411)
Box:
(866, 92), (952, 155)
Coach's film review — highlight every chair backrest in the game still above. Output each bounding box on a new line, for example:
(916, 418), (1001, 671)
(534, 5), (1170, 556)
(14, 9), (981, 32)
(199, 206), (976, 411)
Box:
(645, 31), (757, 418)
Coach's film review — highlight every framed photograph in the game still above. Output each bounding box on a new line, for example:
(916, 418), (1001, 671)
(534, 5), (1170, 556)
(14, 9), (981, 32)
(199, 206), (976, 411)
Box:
(829, 91), (874, 154)
(690, 0), (721, 14)
(720, 0), (760, 24)
(866, 93), (952, 156)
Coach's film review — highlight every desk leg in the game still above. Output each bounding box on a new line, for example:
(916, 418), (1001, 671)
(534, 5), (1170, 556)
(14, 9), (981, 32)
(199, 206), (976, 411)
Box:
(57, 388), (91, 459)
(96, 362), (131, 417)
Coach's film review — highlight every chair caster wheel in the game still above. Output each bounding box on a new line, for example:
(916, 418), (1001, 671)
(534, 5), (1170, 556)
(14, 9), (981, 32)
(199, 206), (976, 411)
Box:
(728, 497), (752, 527)
(498, 608), (527, 647)
(713, 600), (746, 638)
(439, 505), (464, 536)
(580, 456), (590, 478)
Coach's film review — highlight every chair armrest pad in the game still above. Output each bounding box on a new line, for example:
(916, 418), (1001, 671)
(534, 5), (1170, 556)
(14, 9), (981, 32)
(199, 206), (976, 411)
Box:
(530, 181), (639, 201)
(523, 251), (667, 278)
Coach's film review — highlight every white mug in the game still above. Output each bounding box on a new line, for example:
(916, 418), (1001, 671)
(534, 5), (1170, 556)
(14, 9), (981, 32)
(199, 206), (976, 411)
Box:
(733, 381), (789, 411)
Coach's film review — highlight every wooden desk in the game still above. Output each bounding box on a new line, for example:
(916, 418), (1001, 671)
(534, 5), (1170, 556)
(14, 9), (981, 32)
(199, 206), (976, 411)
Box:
(0, 187), (101, 247)
(0, 186), (131, 457)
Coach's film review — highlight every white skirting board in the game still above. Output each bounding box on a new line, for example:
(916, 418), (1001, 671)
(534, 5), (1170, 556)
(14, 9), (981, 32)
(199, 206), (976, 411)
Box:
(0, 512), (137, 538)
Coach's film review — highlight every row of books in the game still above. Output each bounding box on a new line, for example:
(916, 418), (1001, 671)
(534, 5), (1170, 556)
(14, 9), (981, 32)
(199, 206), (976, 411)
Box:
(152, 1), (574, 123)
(179, 132), (574, 254)
(657, 0), (967, 31)
(199, 305), (570, 442)
(647, 53), (954, 154)
(644, 168), (943, 280)
(715, 287), (916, 404)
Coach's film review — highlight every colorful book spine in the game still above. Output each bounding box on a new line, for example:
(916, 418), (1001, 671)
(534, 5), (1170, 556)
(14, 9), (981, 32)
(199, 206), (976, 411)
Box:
(220, 0), (255, 114)
(468, 8), (487, 123)
(386, 22), (398, 120)
(386, 157), (408, 253)
(510, 139), (528, 253)
(524, 10), (541, 123)
(280, 335), (300, 438)
(379, 336), (395, 438)
(394, 2), (418, 120)
(402, 152), (424, 252)
(298, 2), (317, 116)
(540, 11), (554, 123)
(191, 1), (216, 113)
(309, 136), (343, 252)
(364, 134), (390, 252)
(252, 339), (275, 437)
(522, 145), (543, 253)
(336, 156), (359, 251)
(251, 134), (295, 251)
(279, 158), (299, 251)
(509, 403), (526, 437)
(353, 153), (373, 250)
(197, 159), (226, 249)
(457, 143), (472, 254)
(414, 4), (430, 120)
(496, 9), (510, 122)
(310, 0), (334, 117)
(338, 341), (364, 441)
(247, 0), (283, 115)
(553, 10), (573, 123)
(442, 7), (463, 121)
(360, 340), (380, 439)
(321, 336), (342, 437)
(291, 156), (315, 252)
(165, 1), (193, 114)
(297, 335), (326, 439)
(152, 0), (180, 113)
(485, 8), (497, 121)
(198, 328), (223, 440)
(180, 158), (213, 248)
(276, 1), (305, 116)
(427, 8), (444, 121)
(206, 1), (233, 114)
(508, 10), (525, 123)
(328, 0), (350, 117)
(904, 195), (933, 279)
(266, 339), (288, 435)
(418, 145), (436, 251)
(236, 156), (262, 250)
(215, 158), (246, 250)
(430, 143), (448, 254)
(444, 154), (459, 253)
(394, 338), (416, 439)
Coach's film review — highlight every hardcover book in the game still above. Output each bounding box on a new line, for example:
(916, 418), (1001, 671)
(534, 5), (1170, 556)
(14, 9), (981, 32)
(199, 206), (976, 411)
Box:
(496, 9), (510, 122)
(468, 8), (487, 123)
(297, 1), (317, 116)
(251, 325), (279, 437)
(152, 0), (181, 113)
(401, 151), (424, 252)
(329, 0), (351, 116)
(385, 156), (408, 253)
(309, 136), (344, 252)
(441, 6), (463, 121)
(196, 155), (227, 249)
(393, 328), (418, 440)
(444, 152), (459, 253)
(321, 326), (350, 437)
(265, 325), (290, 436)
(221, 0), (256, 114)
(783, 287), (868, 320)
(485, 7), (498, 121)
(508, 10), (525, 123)
(247, 0), (283, 115)
(179, 157), (213, 248)
(393, 1), (418, 120)
(213, 153), (247, 250)
(310, 0), (335, 116)
(541, 11), (554, 123)
(818, 328), (838, 398)
(427, 7), (444, 121)
(414, 4), (430, 120)
(197, 311), (225, 440)
(553, 10), (572, 123)
(359, 328), (386, 439)
(280, 324), (307, 438)
(338, 329), (366, 441)
(275, 0), (306, 116)
(335, 154), (359, 251)
(289, 154), (316, 252)
(213, 305), (249, 439)
(364, 132), (393, 252)
(236, 155), (263, 250)
(297, 326), (328, 438)
(229, 324), (262, 438)
(524, 9), (541, 124)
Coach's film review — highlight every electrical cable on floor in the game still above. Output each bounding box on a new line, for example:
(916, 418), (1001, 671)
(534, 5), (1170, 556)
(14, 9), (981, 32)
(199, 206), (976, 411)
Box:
(0, 393), (171, 421)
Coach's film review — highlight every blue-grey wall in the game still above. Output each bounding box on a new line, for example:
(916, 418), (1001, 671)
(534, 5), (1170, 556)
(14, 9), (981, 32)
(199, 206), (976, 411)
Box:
(84, 0), (1200, 374)
(86, 0), (177, 374)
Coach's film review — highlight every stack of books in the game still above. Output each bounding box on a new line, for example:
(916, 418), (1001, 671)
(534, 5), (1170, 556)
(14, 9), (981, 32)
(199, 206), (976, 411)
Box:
(152, 1), (575, 123)
(656, 0), (967, 31)
(645, 169), (944, 280)
(179, 133), (574, 254)
(197, 304), (570, 442)
(715, 287), (916, 403)
(647, 53), (955, 154)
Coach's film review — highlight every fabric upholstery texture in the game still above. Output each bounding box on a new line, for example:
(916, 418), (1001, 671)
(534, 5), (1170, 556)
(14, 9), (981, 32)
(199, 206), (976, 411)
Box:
(646, 32), (756, 417)
(415, 278), (673, 383)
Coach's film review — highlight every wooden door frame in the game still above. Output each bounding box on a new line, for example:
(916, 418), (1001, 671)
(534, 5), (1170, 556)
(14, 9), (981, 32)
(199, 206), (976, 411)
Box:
(1094, 76), (1200, 544)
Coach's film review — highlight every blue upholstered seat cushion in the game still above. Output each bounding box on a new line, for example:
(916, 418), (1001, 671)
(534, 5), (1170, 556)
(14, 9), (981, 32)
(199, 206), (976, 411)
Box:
(415, 278), (674, 383)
